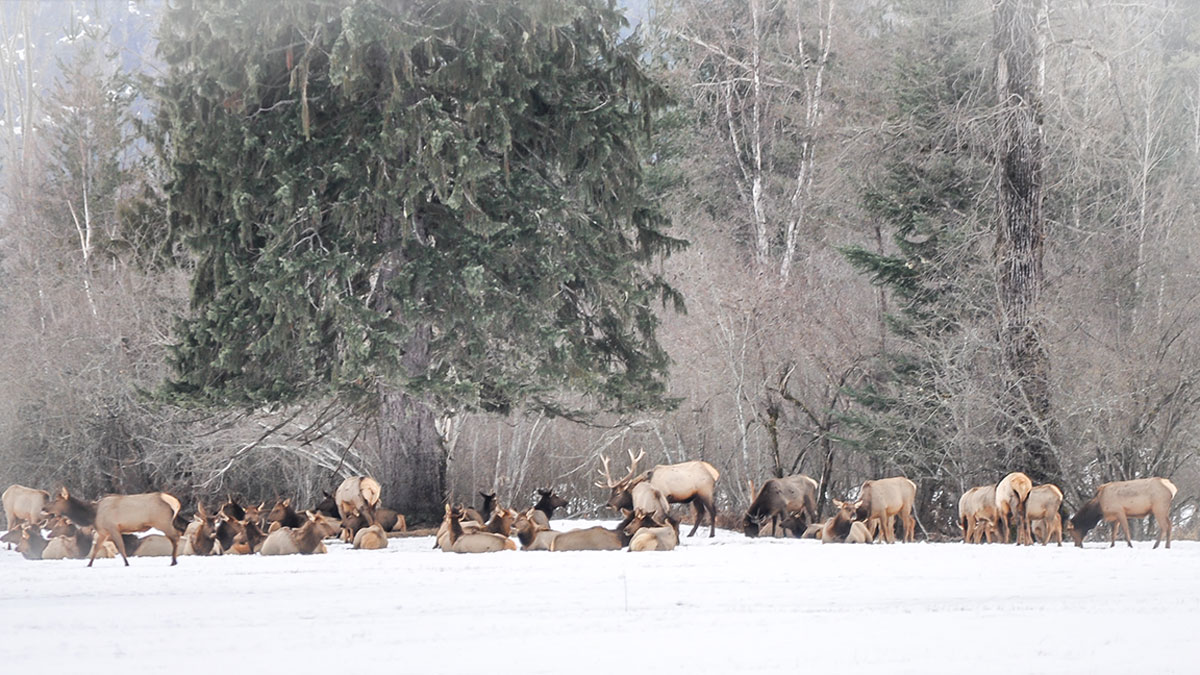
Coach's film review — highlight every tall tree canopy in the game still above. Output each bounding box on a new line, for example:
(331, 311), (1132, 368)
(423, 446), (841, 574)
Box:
(151, 0), (684, 520)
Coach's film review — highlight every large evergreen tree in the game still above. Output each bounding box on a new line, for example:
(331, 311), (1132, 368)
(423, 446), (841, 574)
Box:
(151, 0), (684, 522)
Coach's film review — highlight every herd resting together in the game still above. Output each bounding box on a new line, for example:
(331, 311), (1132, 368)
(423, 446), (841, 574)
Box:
(0, 476), (407, 565)
(742, 470), (1179, 549)
(0, 452), (1183, 563)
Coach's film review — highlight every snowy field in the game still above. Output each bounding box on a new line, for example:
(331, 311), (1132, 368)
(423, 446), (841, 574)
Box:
(1, 520), (1196, 674)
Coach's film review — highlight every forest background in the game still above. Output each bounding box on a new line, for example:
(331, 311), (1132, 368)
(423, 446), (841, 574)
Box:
(2, 0), (1197, 535)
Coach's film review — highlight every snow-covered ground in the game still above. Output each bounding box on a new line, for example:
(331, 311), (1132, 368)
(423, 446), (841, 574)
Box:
(1, 520), (1195, 674)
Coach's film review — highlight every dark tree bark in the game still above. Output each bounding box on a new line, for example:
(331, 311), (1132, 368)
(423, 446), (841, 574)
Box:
(992, 0), (1061, 485)
(373, 383), (445, 527)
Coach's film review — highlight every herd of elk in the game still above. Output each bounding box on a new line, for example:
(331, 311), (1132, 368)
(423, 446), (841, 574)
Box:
(2, 466), (1186, 562)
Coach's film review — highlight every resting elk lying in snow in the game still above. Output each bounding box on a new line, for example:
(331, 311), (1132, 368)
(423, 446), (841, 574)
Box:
(267, 499), (308, 532)
(352, 523), (389, 550)
(47, 487), (184, 566)
(1070, 477), (1177, 549)
(625, 510), (680, 552)
(995, 472), (1034, 545)
(549, 511), (639, 552)
(260, 511), (340, 555)
(820, 500), (871, 544)
(1024, 484), (1064, 546)
(532, 488), (569, 526)
(599, 449), (721, 538)
(854, 476), (916, 543)
(439, 505), (516, 553)
(743, 474), (818, 538)
(513, 510), (560, 551)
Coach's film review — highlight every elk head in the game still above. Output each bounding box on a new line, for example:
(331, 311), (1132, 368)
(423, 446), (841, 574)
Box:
(595, 449), (646, 511)
(534, 488), (568, 516)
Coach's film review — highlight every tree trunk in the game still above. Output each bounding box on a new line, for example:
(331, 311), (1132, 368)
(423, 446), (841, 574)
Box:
(371, 325), (445, 526)
(992, 0), (1060, 485)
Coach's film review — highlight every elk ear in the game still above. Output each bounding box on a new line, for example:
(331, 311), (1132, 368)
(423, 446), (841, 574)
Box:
(282, 498), (291, 507)
(621, 508), (633, 518)
(60, 487), (69, 498)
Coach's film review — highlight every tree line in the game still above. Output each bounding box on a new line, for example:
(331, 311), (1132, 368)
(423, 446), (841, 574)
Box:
(1, 0), (1196, 534)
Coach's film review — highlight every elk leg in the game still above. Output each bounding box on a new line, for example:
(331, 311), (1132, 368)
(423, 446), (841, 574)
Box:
(168, 532), (179, 566)
(112, 530), (131, 566)
(88, 530), (108, 567)
(686, 500), (701, 538)
(706, 498), (717, 538)
(1116, 512), (1134, 548)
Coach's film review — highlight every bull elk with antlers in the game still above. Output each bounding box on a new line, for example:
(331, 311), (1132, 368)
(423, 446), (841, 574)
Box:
(598, 449), (721, 538)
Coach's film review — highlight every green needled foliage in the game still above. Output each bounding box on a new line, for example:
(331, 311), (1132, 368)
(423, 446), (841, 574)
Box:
(151, 0), (685, 417)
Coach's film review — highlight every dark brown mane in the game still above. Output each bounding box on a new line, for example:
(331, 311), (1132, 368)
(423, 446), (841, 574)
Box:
(1071, 496), (1103, 534)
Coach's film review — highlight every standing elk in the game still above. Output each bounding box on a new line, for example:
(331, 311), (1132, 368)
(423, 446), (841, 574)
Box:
(599, 449), (721, 538)
(958, 485), (1001, 544)
(1070, 477), (1177, 549)
(1025, 484), (1064, 546)
(335, 476), (382, 529)
(854, 476), (917, 544)
(743, 475), (819, 538)
(2, 484), (51, 538)
(995, 472), (1034, 545)
(47, 487), (184, 566)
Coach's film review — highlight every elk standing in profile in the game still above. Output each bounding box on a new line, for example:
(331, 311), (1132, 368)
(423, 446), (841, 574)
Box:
(854, 476), (917, 543)
(47, 487), (184, 566)
(1070, 477), (1177, 549)
(599, 449), (721, 538)
(743, 475), (818, 538)
(2, 484), (51, 539)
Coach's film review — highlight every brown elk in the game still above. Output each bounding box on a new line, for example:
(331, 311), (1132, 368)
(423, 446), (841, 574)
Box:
(534, 488), (569, 522)
(743, 474), (819, 538)
(995, 472), (1034, 545)
(335, 476), (382, 527)
(821, 500), (870, 544)
(958, 485), (1000, 544)
(462, 491), (498, 525)
(440, 505), (516, 553)
(131, 534), (180, 557)
(48, 487), (184, 566)
(267, 499), (306, 531)
(625, 510), (680, 552)
(1070, 477), (1177, 549)
(550, 512), (638, 552)
(17, 524), (50, 560)
(352, 523), (389, 550)
(2, 484), (51, 536)
(854, 476), (917, 543)
(181, 503), (221, 556)
(220, 495), (246, 522)
(231, 516), (269, 554)
(1025, 484), (1064, 546)
(599, 449), (721, 538)
(513, 511), (560, 551)
(261, 511), (340, 555)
